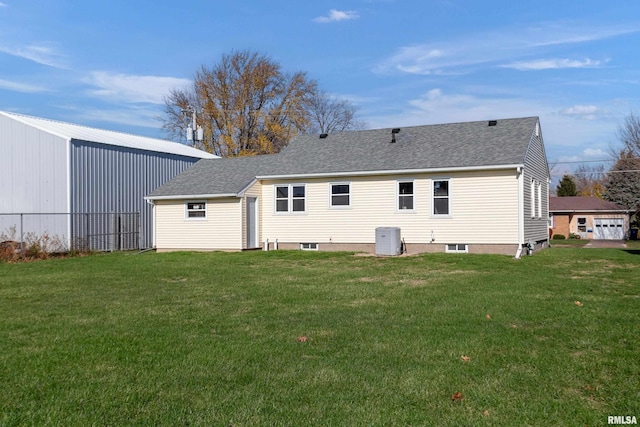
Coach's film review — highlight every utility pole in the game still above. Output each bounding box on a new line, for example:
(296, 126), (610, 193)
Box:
(182, 106), (203, 143)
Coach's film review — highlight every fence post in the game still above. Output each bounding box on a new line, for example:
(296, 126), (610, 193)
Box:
(20, 213), (23, 250)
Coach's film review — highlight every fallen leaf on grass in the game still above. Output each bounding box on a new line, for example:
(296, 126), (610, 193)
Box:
(460, 355), (471, 362)
(485, 314), (491, 319)
(451, 392), (463, 402)
(574, 301), (583, 307)
(297, 336), (308, 343)
(483, 410), (490, 416)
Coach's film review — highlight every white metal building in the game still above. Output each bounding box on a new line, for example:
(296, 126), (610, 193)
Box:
(0, 111), (216, 250)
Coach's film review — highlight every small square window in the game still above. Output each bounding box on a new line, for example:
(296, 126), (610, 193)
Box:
(186, 202), (206, 219)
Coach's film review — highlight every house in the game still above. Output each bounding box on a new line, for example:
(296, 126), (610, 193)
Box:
(0, 111), (216, 250)
(549, 196), (629, 240)
(146, 117), (550, 256)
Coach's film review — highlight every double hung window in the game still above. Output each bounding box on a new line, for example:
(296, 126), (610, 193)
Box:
(398, 181), (414, 211)
(330, 183), (351, 207)
(432, 180), (450, 216)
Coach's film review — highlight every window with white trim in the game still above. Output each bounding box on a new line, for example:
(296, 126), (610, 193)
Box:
(330, 183), (350, 207)
(398, 180), (414, 211)
(275, 184), (306, 213)
(537, 182), (542, 218)
(300, 243), (318, 251)
(186, 201), (206, 219)
(446, 244), (468, 253)
(432, 179), (450, 216)
(531, 179), (536, 218)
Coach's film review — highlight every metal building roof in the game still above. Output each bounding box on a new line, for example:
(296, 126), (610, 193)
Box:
(0, 111), (217, 159)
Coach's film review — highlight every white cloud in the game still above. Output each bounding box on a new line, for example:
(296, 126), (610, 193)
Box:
(560, 104), (605, 120)
(0, 78), (47, 93)
(313, 9), (359, 23)
(86, 72), (192, 104)
(0, 42), (68, 69)
(582, 147), (608, 158)
(377, 22), (639, 75)
(503, 58), (603, 71)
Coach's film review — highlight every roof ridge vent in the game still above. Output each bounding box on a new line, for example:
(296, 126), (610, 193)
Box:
(488, 120), (498, 126)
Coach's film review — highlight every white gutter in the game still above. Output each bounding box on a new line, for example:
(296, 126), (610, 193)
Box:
(145, 193), (240, 201)
(257, 164), (524, 180)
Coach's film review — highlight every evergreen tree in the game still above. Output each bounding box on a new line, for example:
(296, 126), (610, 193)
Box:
(556, 174), (577, 196)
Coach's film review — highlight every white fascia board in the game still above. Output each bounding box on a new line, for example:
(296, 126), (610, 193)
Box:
(551, 209), (630, 214)
(237, 178), (258, 197)
(145, 193), (240, 202)
(256, 164), (524, 180)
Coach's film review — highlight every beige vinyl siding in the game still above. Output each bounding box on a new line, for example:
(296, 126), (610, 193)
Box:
(241, 181), (262, 249)
(523, 119), (550, 243)
(154, 198), (242, 250)
(261, 169), (519, 245)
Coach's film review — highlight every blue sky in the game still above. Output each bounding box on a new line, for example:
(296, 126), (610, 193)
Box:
(1, 1), (639, 181)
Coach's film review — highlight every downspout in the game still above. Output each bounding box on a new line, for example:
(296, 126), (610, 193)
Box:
(145, 198), (156, 249)
(515, 166), (524, 259)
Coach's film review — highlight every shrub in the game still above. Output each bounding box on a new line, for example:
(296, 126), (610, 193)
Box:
(552, 234), (566, 240)
(569, 233), (581, 240)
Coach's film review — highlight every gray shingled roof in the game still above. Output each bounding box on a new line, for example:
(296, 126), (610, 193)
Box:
(148, 117), (539, 199)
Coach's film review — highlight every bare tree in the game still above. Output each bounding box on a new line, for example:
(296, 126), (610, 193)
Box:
(604, 112), (640, 226)
(617, 111), (640, 157)
(161, 50), (317, 157)
(306, 90), (367, 134)
(573, 163), (606, 198)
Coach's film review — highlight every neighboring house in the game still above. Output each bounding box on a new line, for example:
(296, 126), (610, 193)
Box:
(0, 111), (216, 250)
(549, 196), (629, 240)
(146, 117), (550, 256)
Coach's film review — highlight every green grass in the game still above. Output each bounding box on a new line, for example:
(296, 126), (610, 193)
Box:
(1, 248), (638, 426)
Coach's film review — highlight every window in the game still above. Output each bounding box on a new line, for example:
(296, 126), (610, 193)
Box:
(398, 181), (414, 211)
(432, 180), (450, 215)
(537, 182), (542, 218)
(446, 244), (468, 253)
(300, 243), (318, 251)
(275, 184), (305, 213)
(577, 217), (587, 233)
(330, 183), (350, 207)
(531, 179), (536, 218)
(186, 201), (206, 219)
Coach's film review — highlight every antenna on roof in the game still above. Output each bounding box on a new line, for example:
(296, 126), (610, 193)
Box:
(391, 128), (400, 143)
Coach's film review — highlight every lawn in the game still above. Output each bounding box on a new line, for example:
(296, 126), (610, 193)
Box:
(1, 247), (638, 426)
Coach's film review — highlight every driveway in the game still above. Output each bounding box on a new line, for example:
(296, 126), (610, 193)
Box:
(584, 240), (627, 248)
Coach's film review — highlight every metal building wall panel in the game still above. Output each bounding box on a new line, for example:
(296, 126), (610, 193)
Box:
(69, 140), (200, 248)
(0, 114), (68, 239)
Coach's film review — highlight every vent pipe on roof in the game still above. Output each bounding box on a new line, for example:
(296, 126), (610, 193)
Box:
(488, 120), (498, 126)
(391, 128), (400, 143)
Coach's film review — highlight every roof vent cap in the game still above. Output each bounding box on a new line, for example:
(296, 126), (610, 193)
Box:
(391, 128), (401, 143)
(488, 120), (498, 127)
(319, 133), (328, 139)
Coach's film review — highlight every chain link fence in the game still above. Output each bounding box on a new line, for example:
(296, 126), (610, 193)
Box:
(0, 212), (140, 252)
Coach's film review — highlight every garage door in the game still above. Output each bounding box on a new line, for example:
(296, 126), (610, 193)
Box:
(593, 218), (624, 240)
